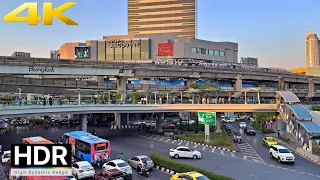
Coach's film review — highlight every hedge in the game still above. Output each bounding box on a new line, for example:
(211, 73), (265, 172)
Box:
(150, 153), (234, 180)
(312, 105), (320, 111)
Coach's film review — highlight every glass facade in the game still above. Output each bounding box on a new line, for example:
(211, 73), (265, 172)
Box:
(98, 39), (150, 60)
(191, 47), (225, 57)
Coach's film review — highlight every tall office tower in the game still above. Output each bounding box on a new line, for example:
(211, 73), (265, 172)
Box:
(128, 0), (196, 39)
(306, 30), (320, 68)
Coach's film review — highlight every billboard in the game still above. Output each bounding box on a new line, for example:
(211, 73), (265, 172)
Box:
(75, 46), (90, 59)
(198, 112), (216, 126)
(158, 43), (173, 56)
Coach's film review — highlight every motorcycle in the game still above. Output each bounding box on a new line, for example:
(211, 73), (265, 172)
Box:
(139, 168), (149, 178)
(93, 159), (102, 169)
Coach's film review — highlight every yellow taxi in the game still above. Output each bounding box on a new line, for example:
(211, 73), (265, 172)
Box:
(263, 137), (278, 147)
(170, 171), (209, 180)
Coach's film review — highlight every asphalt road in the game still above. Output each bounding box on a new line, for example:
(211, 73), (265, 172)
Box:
(0, 124), (171, 180)
(1, 123), (319, 180)
(228, 121), (320, 177)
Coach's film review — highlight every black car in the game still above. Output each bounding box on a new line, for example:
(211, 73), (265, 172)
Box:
(245, 127), (256, 136)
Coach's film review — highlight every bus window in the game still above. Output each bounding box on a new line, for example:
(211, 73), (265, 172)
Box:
(76, 140), (91, 154)
(63, 135), (69, 144)
(94, 143), (107, 151)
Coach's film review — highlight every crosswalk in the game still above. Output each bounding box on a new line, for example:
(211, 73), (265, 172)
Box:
(125, 131), (264, 164)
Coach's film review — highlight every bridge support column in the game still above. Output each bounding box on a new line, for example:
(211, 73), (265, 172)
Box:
(115, 113), (129, 128)
(234, 74), (242, 98)
(308, 139), (313, 153)
(215, 112), (222, 133)
(80, 114), (87, 132)
(308, 77), (315, 99)
(117, 77), (127, 103)
(155, 117), (163, 133)
(277, 76), (285, 91)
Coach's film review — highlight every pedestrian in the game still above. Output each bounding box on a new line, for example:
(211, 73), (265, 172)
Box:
(19, 98), (22, 106)
(49, 97), (53, 106)
(43, 97), (46, 106)
(277, 130), (280, 139)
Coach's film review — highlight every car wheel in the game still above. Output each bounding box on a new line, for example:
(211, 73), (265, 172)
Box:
(278, 158), (282, 163)
(193, 155), (197, 159)
(174, 154), (179, 159)
(270, 153), (273, 158)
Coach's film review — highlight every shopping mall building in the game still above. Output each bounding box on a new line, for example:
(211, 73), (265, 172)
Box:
(57, 33), (238, 64)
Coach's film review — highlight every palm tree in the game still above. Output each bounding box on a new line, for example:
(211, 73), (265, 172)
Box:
(128, 92), (139, 104)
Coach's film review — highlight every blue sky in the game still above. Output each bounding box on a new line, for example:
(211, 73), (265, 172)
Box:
(1, 0), (320, 68)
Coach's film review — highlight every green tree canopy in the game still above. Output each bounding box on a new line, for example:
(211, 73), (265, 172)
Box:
(252, 112), (276, 125)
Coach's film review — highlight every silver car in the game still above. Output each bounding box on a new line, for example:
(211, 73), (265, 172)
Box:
(128, 155), (154, 170)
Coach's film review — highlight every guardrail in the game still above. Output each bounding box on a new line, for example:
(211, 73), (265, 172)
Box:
(0, 56), (311, 79)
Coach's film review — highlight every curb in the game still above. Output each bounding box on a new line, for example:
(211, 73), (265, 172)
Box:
(155, 165), (177, 175)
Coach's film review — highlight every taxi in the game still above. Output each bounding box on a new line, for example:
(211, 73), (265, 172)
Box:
(170, 171), (209, 180)
(263, 137), (278, 147)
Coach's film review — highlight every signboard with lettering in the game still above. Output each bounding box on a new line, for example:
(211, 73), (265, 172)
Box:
(198, 112), (216, 126)
(158, 43), (173, 56)
(107, 40), (140, 48)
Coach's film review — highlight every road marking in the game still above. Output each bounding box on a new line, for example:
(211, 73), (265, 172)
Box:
(242, 152), (260, 157)
(202, 146), (206, 150)
(172, 140), (176, 144)
(268, 165), (275, 167)
(307, 173), (314, 176)
(247, 174), (257, 177)
(178, 141), (182, 145)
(315, 175), (320, 178)
(264, 171), (272, 174)
(231, 152), (235, 157)
(299, 171), (305, 174)
(282, 168), (289, 171)
(186, 142), (189, 146)
(193, 144), (198, 148)
(159, 138), (164, 141)
(165, 139), (170, 142)
(148, 135), (154, 139)
(220, 150), (224, 155)
(243, 155), (248, 160)
(211, 148), (215, 152)
(290, 169), (297, 172)
(153, 136), (159, 140)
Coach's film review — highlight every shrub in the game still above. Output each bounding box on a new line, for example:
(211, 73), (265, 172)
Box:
(312, 105), (320, 111)
(150, 153), (234, 180)
(176, 132), (236, 151)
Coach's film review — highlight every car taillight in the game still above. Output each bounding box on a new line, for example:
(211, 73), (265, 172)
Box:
(152, 162), (154, 165)
(170, 149), (174, 152)
(79, 170), (84, 173)
(91, 168), (94, 170)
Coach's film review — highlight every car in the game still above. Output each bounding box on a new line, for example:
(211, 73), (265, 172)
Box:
(162, 123), (175, 129)
(245, 127), (256, 136)
(269, 145), (295, 164)
(224, 117), (235, 123)
(233, 132), (242, 143)
(239, 122), (247, 128)
(102, 159), (132, 176)
(2, 150), (11, 164)
(170, 146), (201, 159)
(72, 161), (95, 179)
(0, 127), (8, 135)
(170, 171), (209, 180)
(128, 155), (154, 171)
(263, 137), (278, 147)
(94, 169), (132, 180)
(3, 118), (10, 122)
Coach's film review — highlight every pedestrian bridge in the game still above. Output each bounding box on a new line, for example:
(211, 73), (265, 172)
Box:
(0, 104), (278, 118)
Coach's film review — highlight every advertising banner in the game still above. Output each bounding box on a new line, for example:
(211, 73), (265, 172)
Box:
(198, 112), (216, 126)
(75, 46), (90, 59)
(158, 43), (173, 56)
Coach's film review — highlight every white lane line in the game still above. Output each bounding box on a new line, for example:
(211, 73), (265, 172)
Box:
(268, 165), (275, 167)
(290, 169), (297, 172)
(247, 174), (257, 177)
(159, 138), (164, 141)
(231, 152), (235, 157)
(172, 140), (176, 144)
(153, 136), (159, 140)
(148, 135), (154, 139)
(165, 139), (170, 142)
(186, 142), (189, 146)
(299, 171), (306, 174)
(220, 150), (224, 155)
(315, 175), (320, 178)
(178, 141), (182, 145)
(264, 171), (272, 173)
(243, 155), (248, 160)
(238, 140), (266, 165)
(282, 168), (289, 171)
(307, 173), (314, 176)
(193, 144), (198, 148)
(202, 146), (206, 150)
(211, 148), (215, 152)
(242, 152), (260, 157)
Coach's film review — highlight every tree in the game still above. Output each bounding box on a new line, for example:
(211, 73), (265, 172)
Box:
(3, 94), (11, 100)
(252, 112), (276, 126)
(62, 94), (70, 100)
(128, 92), (139, 104)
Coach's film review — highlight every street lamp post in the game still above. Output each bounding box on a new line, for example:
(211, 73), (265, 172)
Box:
(18, 88), (22, 99)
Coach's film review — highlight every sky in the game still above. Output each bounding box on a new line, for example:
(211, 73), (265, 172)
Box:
(0, 0), (320, 68)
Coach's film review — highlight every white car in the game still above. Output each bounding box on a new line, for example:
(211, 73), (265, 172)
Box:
(72, 161), (95, 179)
(2, 150), (11, 164)
(170, 146), (201, 159)
(224, 117), (235, 123)
(102, 159), (132, 175)
(239, 122), (247, 128)
(128, 155), (154, 170)
(269, 145), (295, 164)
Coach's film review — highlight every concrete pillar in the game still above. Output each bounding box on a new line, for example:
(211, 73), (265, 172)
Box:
(155, 118), (163, 133)
(215, 112), (222, 133)
(308, 139), (313, 153)
(117, 77), (127, 102)
(115, 113), (121, 128)
(277, 75), (285, 91)
(115, 113), (129, 128)
(308, 77), (315, 98)
(27, 94), (32, 105)
(80, 114), (87, 132)
(234, 74), (242, 98)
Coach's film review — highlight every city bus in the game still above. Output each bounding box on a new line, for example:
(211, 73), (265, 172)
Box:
(22, 136), (55, 144)
(63, 131), (110, 164)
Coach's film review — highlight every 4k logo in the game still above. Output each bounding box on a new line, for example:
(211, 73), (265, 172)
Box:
(3, 2), (78, 25)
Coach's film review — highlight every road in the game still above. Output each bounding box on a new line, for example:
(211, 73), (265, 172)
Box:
(0, 124), (171, 180)
(228, 121), (320, 178)
(1, 123), (319, 180)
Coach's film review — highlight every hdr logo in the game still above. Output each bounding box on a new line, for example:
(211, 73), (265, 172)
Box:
(11, 144), (72, 176)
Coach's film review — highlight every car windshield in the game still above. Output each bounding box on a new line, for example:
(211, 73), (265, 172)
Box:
(279, 149), (290, 153)
(141, 157), (151, 162)
(268, 139), (275, 142)
(196, 175), (210, 180)
(117, 162), (128, 167)
(4, 153), (11, 158)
